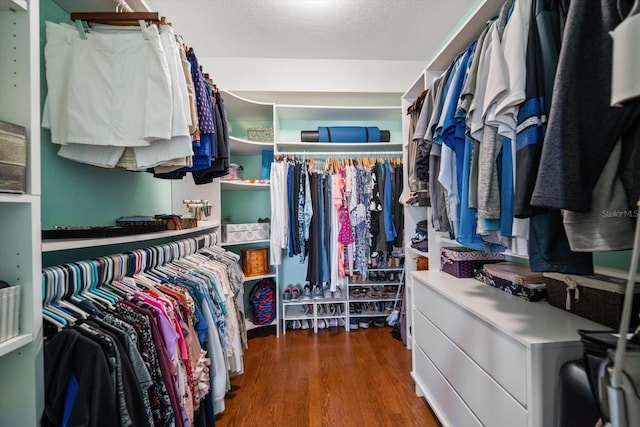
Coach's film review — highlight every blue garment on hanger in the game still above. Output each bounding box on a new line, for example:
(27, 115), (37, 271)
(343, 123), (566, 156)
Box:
(383, 161), (397, 242)
(61, 372), (79, 427)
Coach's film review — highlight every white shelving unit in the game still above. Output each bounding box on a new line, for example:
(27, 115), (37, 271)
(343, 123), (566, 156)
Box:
(347, 265), (403, 325)
(222, 88), (403, 336)
(0, 0), (41, 425)
(282, 296), (348, 334)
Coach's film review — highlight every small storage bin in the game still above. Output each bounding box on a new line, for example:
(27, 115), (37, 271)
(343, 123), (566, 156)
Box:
(545, 271), (640, 329)
(0, 285), (21, 343)
(223, 222), (270, 243)
(247, 127), (274, 143)
(440, 247), (504, 278)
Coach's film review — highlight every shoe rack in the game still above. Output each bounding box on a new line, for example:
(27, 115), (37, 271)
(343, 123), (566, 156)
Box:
(347, 261), (404, 329)
(281, 286), (349, 334)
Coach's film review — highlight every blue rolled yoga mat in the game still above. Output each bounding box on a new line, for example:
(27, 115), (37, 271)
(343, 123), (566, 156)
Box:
(317, 126), (382, 143)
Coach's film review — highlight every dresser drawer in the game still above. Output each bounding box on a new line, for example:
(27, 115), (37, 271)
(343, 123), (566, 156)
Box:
(414, 280), (527, 405)
(414, 310), (528, 426)
(413, 344), (482, 427)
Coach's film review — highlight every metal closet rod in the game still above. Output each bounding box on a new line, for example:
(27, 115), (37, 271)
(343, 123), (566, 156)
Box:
(277, 151), (402, 157)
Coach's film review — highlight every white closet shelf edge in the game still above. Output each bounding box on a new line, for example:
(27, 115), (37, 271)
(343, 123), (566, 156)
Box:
(41, 221), (220, 252)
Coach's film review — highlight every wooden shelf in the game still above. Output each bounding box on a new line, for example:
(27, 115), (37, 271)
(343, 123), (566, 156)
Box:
(42, 221), (220, 252)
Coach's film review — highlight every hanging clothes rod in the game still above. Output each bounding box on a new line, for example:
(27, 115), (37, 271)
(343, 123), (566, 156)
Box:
(278, 151), (402, 157)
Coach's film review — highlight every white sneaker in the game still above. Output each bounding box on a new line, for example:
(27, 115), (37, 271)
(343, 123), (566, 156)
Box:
(386, 309), (399, 326)
(301, 319), (309, 329)
(317, 319), (326, 329)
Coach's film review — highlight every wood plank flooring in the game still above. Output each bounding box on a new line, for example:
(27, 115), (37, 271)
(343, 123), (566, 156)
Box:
(215, 326), (442, 427)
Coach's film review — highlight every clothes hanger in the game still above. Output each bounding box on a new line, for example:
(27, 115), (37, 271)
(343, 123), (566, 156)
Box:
(78, 261), (115, 308)
(41, 270), (68, 328)
(58, 264), (91, 319)
(46, 267), (77, 325)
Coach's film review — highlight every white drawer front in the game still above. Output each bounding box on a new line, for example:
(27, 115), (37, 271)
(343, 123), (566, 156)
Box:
(414, 281), (528, 405)
(414, 310), (528, 427)
(413, 345), (483, 427)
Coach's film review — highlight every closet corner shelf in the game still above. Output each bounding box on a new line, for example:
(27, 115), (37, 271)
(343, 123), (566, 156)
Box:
(245, 318), (277, 332)
(220, 181), (270, 191)
(229, 136), (273, 155)
(41, 221), (220, 252)
(243, 272), (276, 282)
(0, 0), (27, 12)
(220, 238), (270, 247)
(0, 333), (32, 358)
(405, 245), (428, 258)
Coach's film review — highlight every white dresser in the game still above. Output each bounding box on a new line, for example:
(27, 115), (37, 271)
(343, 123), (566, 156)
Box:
(410, 271), (605, 427)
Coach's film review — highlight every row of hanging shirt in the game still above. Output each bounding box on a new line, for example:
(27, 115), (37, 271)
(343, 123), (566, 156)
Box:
(405, 0), (640, 275)
(41, 235), (246, 427)
(269, 156), (404, 290)
(42, 14), (229, 184)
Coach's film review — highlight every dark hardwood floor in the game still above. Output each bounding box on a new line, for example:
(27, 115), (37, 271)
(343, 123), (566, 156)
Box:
(215, 325), (442, 427)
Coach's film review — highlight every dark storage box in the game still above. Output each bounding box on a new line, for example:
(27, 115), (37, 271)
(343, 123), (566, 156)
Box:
(475, 268), (547, 302)
(545, 272), (640, 329)
(440, 247), (504, 278)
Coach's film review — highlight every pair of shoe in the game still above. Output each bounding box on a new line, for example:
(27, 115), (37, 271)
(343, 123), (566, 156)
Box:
(350, 318), (359, 330)
(301, 284), (312, 300)
(283, 285), (302, 301)
(359, 318), (371, 329)
(286, 320), (302, 329)
(312, 284), (324, 299)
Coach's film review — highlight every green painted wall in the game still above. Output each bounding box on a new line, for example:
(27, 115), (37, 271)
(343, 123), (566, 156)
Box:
(40, 0), (172, 230)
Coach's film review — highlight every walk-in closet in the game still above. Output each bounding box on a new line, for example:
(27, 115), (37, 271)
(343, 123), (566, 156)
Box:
(1, 0), (639, 426)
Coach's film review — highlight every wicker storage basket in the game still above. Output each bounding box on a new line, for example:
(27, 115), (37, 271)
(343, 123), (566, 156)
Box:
(247, 127), (274, 143)
(545, 271), (640, 329)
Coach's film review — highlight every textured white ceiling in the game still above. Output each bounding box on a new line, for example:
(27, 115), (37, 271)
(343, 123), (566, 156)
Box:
(145, 0), (476, 62)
